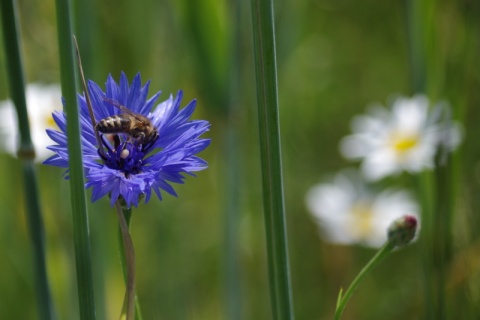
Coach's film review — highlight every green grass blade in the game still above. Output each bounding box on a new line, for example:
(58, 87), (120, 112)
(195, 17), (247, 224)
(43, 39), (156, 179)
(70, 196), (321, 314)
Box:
(21, 163), (57, 320)
(404, 0), (427, 94)
(405, 0), (450, 318)
(54, 0), (96, 318)
(250, 0), (294, 319)
(0, 0), (33, 152)
(224, 0), (244, 318)
(0, 0), (56, 319)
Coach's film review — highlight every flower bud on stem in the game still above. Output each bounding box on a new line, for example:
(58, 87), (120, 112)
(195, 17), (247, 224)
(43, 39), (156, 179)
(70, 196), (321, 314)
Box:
(334, 215), (418, 320)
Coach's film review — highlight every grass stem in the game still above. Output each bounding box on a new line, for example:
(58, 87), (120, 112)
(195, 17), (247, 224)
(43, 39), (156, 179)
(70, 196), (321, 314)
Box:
(55, 0), (96, 318)
(250, 0), (294, 318)
(0, 0), (56, 318)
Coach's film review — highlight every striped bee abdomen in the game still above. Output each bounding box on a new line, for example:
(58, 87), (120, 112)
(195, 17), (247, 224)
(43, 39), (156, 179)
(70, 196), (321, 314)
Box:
(96, 115), (133, 134)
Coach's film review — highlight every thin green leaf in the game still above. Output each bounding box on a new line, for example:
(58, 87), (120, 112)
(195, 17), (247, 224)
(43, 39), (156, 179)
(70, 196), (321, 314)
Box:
(336, 288), (343, 309)
(250, 0), (294, 319)
(54, 0), (96, 318)
(0, 0), (56, 319)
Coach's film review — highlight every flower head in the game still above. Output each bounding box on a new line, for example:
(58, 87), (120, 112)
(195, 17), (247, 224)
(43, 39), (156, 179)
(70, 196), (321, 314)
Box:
(44, 73), (211, 208)
(387, 215), (418, 247)
(0, 83), (62, 161)
(305, 169), (419, 248)
(340, 95), (462, 181)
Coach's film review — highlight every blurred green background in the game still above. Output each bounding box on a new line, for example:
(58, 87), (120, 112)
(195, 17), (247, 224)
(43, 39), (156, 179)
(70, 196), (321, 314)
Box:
(0, 0), (479, 319)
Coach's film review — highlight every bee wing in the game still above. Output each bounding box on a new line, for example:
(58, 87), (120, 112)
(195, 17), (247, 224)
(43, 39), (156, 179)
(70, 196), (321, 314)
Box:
(102, 97), (130, 113)
(102, 97), (148, 123)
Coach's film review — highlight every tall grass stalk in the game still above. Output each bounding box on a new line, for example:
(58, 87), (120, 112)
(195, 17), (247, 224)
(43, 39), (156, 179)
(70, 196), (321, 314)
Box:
(0, 1), (56, 319)
(432, 152), (454, 317)
(73, 4), (107, 317)
(182, 0), (229, 115)
(116, 205), (143, 320)
(55, 0), (96, 318)
(224, 124), (242, 320)
(73, 0), (96, 79)
(405, 0), (450, 318)
(415, 172), (435, 319)
(250, 0), (294, 319)
(404, 0), (426, 94)
(223, 0), (244, 318)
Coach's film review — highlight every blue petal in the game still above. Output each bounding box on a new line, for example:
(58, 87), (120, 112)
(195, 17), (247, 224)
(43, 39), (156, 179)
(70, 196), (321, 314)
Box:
(151, 93), (180, 132)
(168, 98), (197, 128)
(127, 73), (142, 111)
(43, 154), (69, 167)
(119, 72), (130, 105)
(46, 129), (66, 145)
(52, 111), (67, 131)
(141, 91), (161, 116)
(106, 74), (121, 102)
(135, 80), (150, 113)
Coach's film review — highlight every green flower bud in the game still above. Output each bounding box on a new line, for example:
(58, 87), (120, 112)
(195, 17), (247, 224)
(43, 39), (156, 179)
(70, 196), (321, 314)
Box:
(387, 215), (418, 247)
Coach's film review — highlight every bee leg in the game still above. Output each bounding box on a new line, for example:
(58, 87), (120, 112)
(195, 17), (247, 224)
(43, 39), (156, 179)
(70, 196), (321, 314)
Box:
(133, 132), (145, 147)
(141, 138), (155, 152)
(100, 134), (112, 149)
(98, 134), (115, 161)
(98, 149), (108, 162)
(142, 131), (159, 152)
(112, 134), (121, 150)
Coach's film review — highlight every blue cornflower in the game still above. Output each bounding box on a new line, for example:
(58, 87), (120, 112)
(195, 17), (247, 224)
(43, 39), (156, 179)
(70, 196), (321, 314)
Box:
(44, 72), (211, 207)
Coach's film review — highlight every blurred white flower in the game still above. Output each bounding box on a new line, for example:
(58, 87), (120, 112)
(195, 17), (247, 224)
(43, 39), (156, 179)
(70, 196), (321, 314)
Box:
(0, 83), (62, 161)
(305, 170), (419, 248)
(340, 95), (462, 181)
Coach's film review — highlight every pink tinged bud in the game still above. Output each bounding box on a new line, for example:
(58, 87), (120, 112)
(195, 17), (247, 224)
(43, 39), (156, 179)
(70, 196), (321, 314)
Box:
(387, 215), (418, 247)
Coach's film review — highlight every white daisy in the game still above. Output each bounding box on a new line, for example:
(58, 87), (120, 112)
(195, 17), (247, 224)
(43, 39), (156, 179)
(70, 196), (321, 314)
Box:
(0, 83), (62, 161)
(340, 95), (462, 181)
(305, 170), (419, 248)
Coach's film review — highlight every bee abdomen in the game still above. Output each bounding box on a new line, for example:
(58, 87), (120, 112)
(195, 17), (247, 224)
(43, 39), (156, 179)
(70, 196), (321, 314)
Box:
(96, 115), (131, 133)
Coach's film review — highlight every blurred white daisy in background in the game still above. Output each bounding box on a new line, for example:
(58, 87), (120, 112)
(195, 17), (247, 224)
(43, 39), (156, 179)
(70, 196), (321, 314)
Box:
(0, 83), (61, 161)
(305, 170), (419, 248)
(340, 95), (462, 181)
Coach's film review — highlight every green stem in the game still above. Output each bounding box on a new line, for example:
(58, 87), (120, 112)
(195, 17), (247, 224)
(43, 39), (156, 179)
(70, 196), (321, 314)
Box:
(0, 0), (32, 153)
(22, 163), (56, 320)
(431, 152), (453, 319)
(54, 0), (96, 318)
(116, 204), (143, 320)
(250, 0), (294, 319)
(334, 242), (395, 320)
(415, 172), (436, 320)
(224, 0), (243, 318)
(0, 0), (55, 319)
(405, 0), (449, 318)
(404, 0), (427, 94)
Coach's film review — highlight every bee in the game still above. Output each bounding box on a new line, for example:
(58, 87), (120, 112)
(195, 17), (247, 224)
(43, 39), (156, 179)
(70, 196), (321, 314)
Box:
(97, 97), (159, 149)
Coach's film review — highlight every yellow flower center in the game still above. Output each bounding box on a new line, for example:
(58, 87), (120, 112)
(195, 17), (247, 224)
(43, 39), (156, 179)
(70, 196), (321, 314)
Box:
(390, 132), (419, 155)
(348, 202), (374, 239)
(45, 114), (57, 128)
